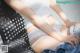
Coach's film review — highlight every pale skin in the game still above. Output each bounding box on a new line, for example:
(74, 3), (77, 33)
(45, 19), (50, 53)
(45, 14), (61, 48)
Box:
(27, 16), (68, 53)
(4, 0), (78, 53)
(27, 16), (78, 53)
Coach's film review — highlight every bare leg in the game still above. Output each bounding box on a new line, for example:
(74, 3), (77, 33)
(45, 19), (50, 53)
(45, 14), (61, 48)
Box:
(32, 35), (61, 53)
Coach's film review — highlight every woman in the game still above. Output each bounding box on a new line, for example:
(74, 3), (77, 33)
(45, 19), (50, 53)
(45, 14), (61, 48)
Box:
(0, 0), (78, 53)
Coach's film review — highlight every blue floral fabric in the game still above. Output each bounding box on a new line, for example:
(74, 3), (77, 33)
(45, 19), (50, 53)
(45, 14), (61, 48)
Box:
(42, 42), (80, 53)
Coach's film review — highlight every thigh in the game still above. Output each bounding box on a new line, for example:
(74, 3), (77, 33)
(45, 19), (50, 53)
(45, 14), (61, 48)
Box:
(32, 35), (61, 53)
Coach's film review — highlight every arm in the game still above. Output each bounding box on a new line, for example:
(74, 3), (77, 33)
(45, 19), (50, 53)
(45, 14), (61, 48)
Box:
(50, 0), (71, 27)
(4, 0), (66, 42)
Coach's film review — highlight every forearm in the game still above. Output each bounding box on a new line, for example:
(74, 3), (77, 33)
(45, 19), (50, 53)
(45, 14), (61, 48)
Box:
(50, 4), (69, 25)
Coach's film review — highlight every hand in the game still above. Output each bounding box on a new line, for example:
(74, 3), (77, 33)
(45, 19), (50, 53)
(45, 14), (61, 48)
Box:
(64, 35), (79, 46)
(64, 20), (77, 28)
(61, 20), (77, 31)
